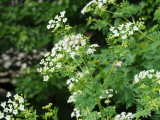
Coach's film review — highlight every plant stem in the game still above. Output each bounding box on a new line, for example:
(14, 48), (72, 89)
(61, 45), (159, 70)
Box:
(136, 107), (148, 120)
(97, 96), (105, 120)
(138, 30), (155, 41)
(79, 54), (95, 84)
(102, 53), (120, 88)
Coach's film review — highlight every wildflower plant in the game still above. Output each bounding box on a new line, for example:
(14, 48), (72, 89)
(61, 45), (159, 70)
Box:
(37, 0), (160, 120)
(0, 92), (58, 120)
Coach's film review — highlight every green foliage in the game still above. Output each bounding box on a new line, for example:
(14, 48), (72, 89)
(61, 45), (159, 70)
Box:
(14, 67), (66, 101)
(2, 0), (160, 119)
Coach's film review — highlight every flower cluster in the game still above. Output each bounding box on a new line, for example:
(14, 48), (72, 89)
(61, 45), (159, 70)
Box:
(67, 90), (82, 103)
(71, 108), (81, 118)
(47, 11), (67, 30)
(100, 89), (114, 99)
(109, 22), (139, 40)
(37, 34), (86, 81)
(37, 34), (98, 81)
(134, 69), (156, 83)
(86, 44), (99, 55)
(0, 92), (25, 120)
(115, 112), (135, 120)
(81, 0), (115, 14)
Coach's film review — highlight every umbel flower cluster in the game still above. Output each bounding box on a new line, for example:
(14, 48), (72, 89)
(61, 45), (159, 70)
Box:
(0, 92), (25, 120)
(115, 112), (135, 120)
(37, 33), (99, 81)
(134, 69), (160, 84)
(81, 0), (115, 14)
(47, 11), (67, 30)
(109, 22), (139, 40)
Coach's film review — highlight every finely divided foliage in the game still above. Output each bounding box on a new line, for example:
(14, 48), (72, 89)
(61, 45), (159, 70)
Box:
(36, 0), (160, 119)
(1, 0), (160, 120)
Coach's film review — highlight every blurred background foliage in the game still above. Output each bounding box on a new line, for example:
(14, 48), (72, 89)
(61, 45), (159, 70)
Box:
(0, 0), (160, 119)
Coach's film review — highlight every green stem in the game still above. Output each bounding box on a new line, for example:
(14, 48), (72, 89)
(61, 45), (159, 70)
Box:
(76, 77), (95, 93)
(79, 54), (95, 84)
(97, 97), (104, 120)
(138, 30), (154, 42)
(102, 53), (120, 88)
(136, 107), (148, 120)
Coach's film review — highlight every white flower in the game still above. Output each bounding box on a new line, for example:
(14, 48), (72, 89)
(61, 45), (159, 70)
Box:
(69, 83), (74, 89)
(81, 40), (86, 46)
(70, 52), (76, 59)
(113, 30), (118, 34)
(103, 0), (106, 3)
(81, 0), (96, 14)
(63, 18), (67, 23)
(156, 71), (160, 79)
(115, 61), (122, 67)
(115, 114), (120, 120)
(129, 30), (133, 35)
(49, 67), (55, 72)
(48, 20), (54, 24)
(149, 69), (154, 73)
(98, 2), (103, 8)
(40, 59), (45, 65)
(109, 94), (113, 98)
(8, 99), (12, 103)
(56, 62), (61, 68)
(6, 92), (11, 98)
(66, 47), (71, 53)
(51, 51), (56, 57)
(90, 44), (99, 47)
(71, 112), (75, 117)
(86, 48), (96, 54)
(114, 32), (120, 37)
(134, 74), (139, 83)
(55, 15), (59, 19)
(18, 97), (24, 103)
(56, 23), (60, 28)
(67, 95), (75, 103)
(47, 25), (50, 29)
(106, 90), (109, 94)
(121, 31), (126, 34)
(67, 79), (71, 85)
(110, 27), (115, 31)
(147, 74), (152, 79)
(60, 11), (66, 17)
(37, 67), (42, 72)
(121, 35), (127, 39)
(75, 46), (79, 51)
(118, 24), (124, 30)
(51, 24), (55, 28)
(125, 22), (132, 28)
(56, 54), (63, 59)
(0, 112), (4, 119)
(43, 75), (49, 81)
(14, 94), (19, 100)
(133, 26), (138, 31)
(19, 104), (24, 111)
(44, 52), (50, 57)
(3, 108), (8, 113)
(13, 109), (18, 115)
(5, 115), (11, 120)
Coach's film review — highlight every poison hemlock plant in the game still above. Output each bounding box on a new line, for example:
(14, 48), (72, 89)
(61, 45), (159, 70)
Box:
(37, 0), (160, 119)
